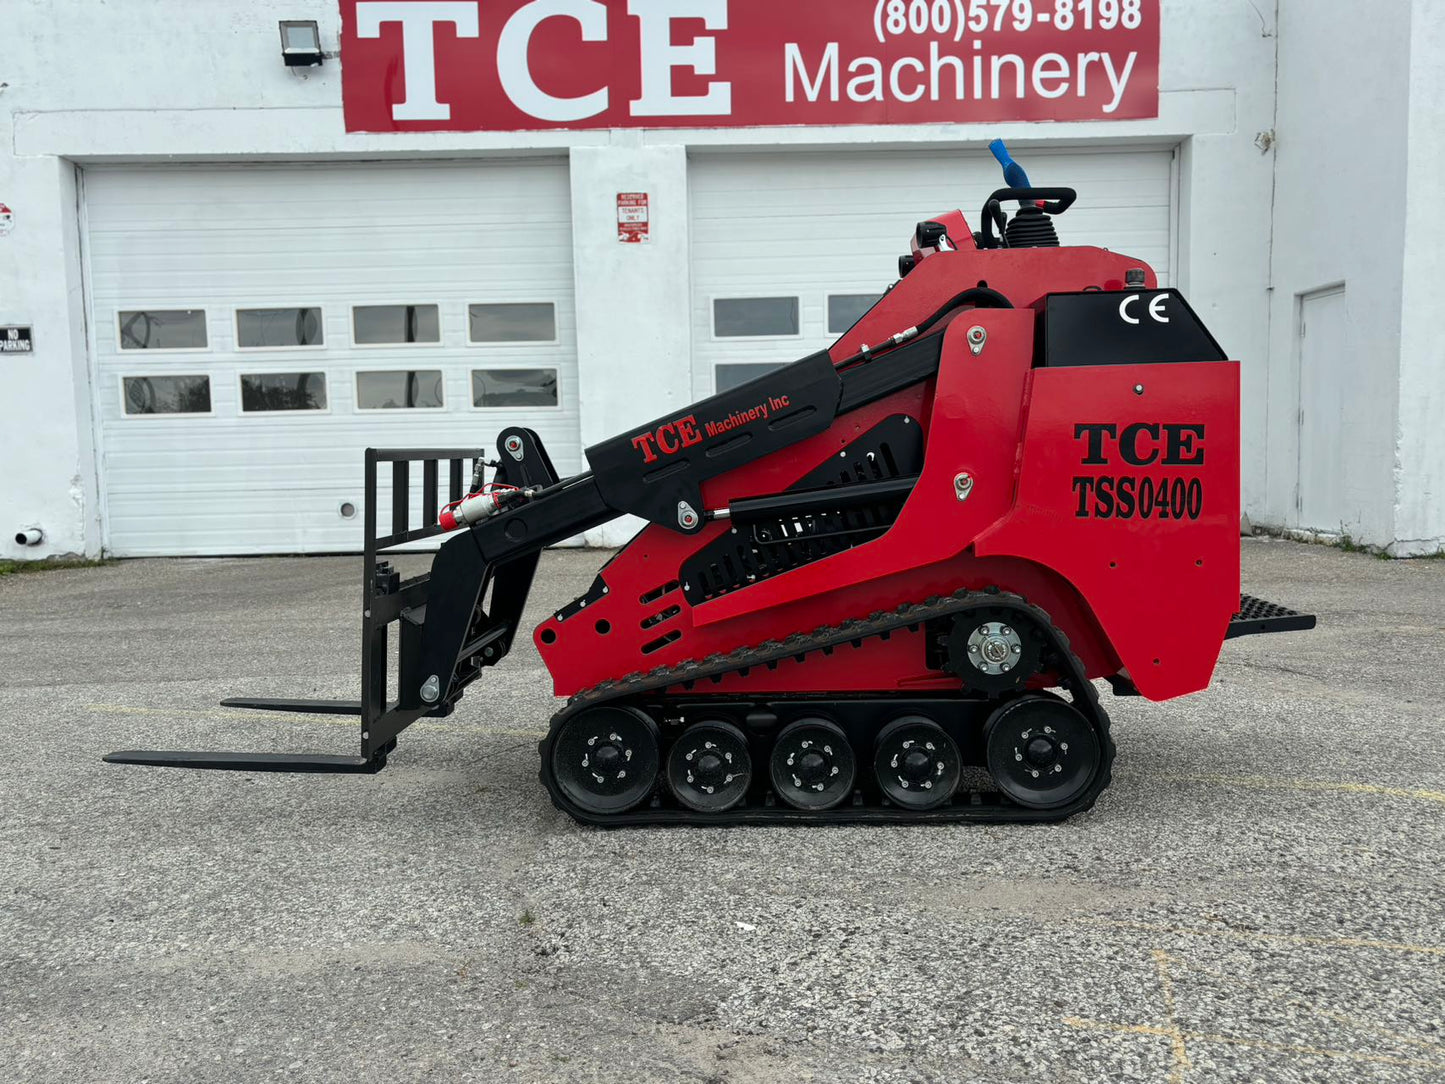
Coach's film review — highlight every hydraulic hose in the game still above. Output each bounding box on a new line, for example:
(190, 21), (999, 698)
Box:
(836, 287), (1013, 370)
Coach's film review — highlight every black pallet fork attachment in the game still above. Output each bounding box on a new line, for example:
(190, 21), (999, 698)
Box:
(104, 429), (564, 775)
(101, 353), (888, 776)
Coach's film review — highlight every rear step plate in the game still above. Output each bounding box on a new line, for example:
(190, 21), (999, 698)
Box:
(1227, 594), (1317, 639)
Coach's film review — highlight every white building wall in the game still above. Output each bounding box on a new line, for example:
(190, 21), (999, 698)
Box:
(1393, 0), (1445, 554)
(0, 153), (99, 558)
(2, 0), (1401, 559)
(1262, 0), (1412, 546)
(568, 143), (693, 547)
(1259, 0), (1444, 554)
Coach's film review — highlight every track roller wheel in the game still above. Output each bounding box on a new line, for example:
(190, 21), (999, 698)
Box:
(873, 715), (961, 811)
(550, 705), (660, 815)
(945, 608), (1044, 695)
(984, 695), (1100, 810)
(769, 718), (855, 811)
(666, 721), (752, 812)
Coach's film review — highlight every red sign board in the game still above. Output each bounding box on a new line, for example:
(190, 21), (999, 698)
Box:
(340, 1), (1159, 133)
(617, 192), (650, 242)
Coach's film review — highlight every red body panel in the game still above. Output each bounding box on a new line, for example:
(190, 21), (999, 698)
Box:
(535, 228), (1236, 704)
(975, 362), (1240, 697)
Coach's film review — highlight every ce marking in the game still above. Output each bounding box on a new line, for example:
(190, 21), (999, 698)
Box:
(1119, 293), (1170, 324)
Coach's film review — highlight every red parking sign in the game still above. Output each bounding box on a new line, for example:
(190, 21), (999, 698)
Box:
(617, 192), (650, 243)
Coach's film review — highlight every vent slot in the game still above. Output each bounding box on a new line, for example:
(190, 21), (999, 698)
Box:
(642, 629), (682, 654)
(640, 580), (681, 604)
(640, 604), (682, 629)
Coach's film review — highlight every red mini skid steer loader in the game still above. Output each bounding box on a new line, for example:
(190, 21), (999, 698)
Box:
(107, 142), (1315, 826)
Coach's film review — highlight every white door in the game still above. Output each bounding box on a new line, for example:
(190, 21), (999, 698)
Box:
(688, 147), (1176, 396)
(84, 160), (578, 556)
(1297, 286), (1349, 530)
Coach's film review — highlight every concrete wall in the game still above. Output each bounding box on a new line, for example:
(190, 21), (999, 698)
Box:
(0, 0), (1293, 558)
(569, 143), (692, 547)
(0, 151), (99, 558)
(1261, 0), (1411, 547)
(1393, 0), (1445, 554)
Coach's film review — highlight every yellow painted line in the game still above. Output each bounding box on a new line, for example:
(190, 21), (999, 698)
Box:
(1085, 918), (1445, 958)
(85, 702), (547, 740)
(1065, 1016), (1445, 1072)
(1156, 772), (1445, 805)
(1176, 955), (1445, 1055)
(1150, 950), (1190, 1084)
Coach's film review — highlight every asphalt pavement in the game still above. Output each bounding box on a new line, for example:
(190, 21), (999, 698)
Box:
(1, 538), (1442, 1083)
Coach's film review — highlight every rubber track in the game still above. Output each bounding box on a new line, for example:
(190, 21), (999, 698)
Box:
(539, 589), (1116, 827)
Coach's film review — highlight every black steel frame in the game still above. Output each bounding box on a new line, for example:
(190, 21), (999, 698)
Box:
(105, 445), (499, 773)
(358, 446), (488, 758)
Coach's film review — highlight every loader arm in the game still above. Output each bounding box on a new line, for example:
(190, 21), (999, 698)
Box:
(105, 318), (961, 773)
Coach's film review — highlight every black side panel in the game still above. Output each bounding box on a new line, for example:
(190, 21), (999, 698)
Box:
(585, 352), (841, 533)
(680, 415), (924, 604)
(1042, 289), (1228, 368)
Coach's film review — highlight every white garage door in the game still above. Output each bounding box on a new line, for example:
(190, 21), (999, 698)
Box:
(85, 159), (578, 556)
(689, 147), (1176, 396)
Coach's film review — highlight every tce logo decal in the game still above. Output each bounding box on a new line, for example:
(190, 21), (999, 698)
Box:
(1074, 422), (1203, 465)
(1072, 422), (1206, 522)
(1118, 293), (1170, 325)
(631, 414), (702, 464)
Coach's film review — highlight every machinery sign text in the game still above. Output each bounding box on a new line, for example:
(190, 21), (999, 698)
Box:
(339, 0), (1159, 133)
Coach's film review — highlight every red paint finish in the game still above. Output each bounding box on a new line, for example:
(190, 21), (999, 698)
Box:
(339, 0), (1160, 133)
(834, 240), (1156, 363)
(536, 231), (1237, 708)
(975, 362), (1240, 698)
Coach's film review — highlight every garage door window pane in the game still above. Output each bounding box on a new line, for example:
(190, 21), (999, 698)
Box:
(237, 307), (323, 348)
(352, 304), (440, 345)
(122, 375), (211, 415)
(357, 370), (445, 409)
(714, 298), (799, 337)
(119, 310), (207, 350)
(472, 368), (558, 408)
(827, 294), (881, 334)
(241, 372), (327, 412)
(715, 363), (787, 393)
(469, 303), (556, 343)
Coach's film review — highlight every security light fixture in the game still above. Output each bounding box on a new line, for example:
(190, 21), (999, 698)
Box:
(279, 20), (323, 67)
